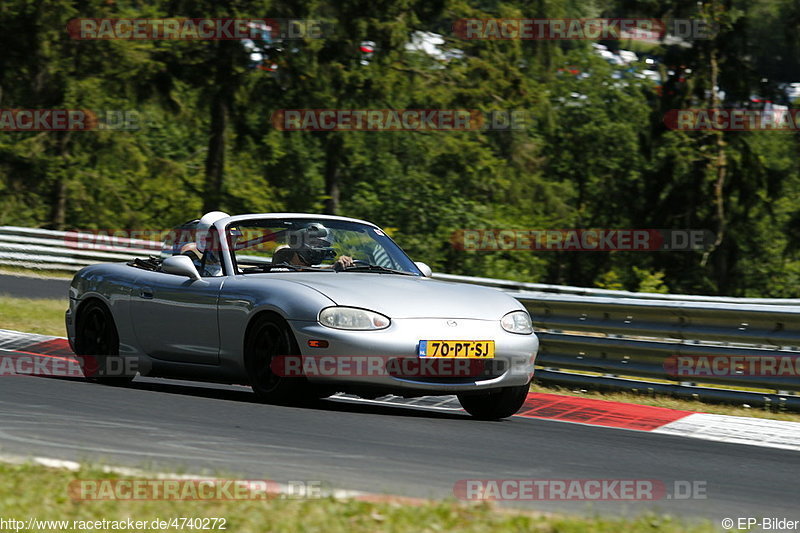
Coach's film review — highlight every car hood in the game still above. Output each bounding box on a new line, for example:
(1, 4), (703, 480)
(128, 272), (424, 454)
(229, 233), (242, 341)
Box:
(262, 273), (524, 319)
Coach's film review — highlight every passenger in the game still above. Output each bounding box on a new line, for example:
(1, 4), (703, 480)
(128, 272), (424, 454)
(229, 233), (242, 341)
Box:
(194, 211), (230, 276)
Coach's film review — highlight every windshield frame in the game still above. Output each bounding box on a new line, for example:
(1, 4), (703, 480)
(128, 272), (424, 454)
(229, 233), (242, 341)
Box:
(224, 216), (423, 276)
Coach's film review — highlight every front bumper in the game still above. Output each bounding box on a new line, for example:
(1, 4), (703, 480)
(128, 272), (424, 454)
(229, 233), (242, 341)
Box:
(288, 317), (538, 393)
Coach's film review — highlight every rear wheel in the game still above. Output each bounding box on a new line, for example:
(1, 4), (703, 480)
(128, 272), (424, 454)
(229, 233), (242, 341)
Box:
(245, 315), (310, 403)
(457, 383), (530, 420)
(74, 300), (134, 385)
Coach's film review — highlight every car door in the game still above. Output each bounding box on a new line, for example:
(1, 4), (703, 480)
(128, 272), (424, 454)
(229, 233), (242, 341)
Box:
(129, 268), (223, 364)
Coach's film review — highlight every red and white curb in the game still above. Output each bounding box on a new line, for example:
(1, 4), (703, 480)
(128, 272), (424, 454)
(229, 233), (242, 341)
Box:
(3, 329), (800, 452)
(517, 392), (800, 452)
(516, 392), (690, 430)
(652, 413), (800, 451)
(0, 329), (62, 352)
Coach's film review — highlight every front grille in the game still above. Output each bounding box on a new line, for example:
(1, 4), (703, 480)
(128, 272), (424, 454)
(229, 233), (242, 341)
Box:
(385, 358), (507, 384)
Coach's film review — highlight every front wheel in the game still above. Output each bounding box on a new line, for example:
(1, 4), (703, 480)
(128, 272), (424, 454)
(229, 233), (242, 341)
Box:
(74, 300), (134, 386)
(457, 383), (530, 420)
(245, 315), (309, 404)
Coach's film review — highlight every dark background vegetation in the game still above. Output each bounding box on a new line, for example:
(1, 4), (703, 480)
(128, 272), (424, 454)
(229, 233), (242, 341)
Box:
(2, 0), (800, 296)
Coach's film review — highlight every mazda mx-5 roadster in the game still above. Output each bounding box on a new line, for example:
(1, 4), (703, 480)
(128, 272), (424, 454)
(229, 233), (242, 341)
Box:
(66, 212), (539, 419)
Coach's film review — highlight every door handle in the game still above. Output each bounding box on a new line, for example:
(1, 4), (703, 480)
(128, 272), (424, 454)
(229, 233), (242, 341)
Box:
(140, 288), (154, 299)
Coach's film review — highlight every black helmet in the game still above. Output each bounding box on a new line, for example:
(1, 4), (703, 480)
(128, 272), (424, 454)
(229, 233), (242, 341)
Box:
(290, 223), (336, 265)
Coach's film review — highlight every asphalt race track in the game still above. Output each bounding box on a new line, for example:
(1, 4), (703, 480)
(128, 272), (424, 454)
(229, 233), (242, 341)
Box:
(0, 273), (70, 300)
(1, 273), (799, 522)
(2, 375), (800, 521)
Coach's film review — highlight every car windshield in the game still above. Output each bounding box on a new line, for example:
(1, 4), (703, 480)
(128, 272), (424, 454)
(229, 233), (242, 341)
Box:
(228, 218), (421, 275)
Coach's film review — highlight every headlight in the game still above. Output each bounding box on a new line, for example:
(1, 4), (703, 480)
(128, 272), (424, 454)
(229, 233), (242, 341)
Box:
(501, 311), (533, 335)
(319, 307), (391, 330)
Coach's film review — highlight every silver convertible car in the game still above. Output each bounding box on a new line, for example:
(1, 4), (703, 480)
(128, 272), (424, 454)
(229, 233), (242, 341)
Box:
(66, 212), (539, 419)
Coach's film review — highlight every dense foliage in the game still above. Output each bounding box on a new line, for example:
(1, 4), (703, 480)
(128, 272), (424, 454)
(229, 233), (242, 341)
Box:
(2, 0), (799, 296)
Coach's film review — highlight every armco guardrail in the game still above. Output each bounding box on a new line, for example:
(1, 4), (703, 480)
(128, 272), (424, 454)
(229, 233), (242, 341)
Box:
(433, 272), (800, 305)
(434, 275), (800, 409)
(0, 226), (161, 272)
(2, 226), (799, 408)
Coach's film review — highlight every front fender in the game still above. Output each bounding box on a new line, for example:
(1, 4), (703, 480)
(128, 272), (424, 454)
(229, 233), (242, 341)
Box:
(68, 263), (135, 354)
(218, 277), (336, 371)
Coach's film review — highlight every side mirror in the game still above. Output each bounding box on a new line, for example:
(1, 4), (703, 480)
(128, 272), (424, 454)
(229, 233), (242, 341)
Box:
(414, 261), (433, 278)
(162, 255), (201, 281)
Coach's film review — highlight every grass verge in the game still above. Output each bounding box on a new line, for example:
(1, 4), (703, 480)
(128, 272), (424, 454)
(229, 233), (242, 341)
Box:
(0, 296), (66, 336)
(0, 461), (714, 533)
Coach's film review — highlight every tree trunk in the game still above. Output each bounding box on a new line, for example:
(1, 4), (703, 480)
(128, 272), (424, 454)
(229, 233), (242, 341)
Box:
(51, 179), (67, 230)
(203, 41), (235, 213)
(323, 134), (343, 215)
(203, 92), (228, 213)
(51, 132), (71, 230)
(700, 6), (728, 294)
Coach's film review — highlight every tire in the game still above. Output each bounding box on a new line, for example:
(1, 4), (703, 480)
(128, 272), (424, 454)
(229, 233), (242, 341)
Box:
(457, 383), (530, 420)
(74, 300), (134, 386)
(244, 314), (309, 404)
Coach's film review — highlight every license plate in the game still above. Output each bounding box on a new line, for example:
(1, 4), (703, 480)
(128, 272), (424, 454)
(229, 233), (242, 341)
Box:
(418, 340), (495, 358)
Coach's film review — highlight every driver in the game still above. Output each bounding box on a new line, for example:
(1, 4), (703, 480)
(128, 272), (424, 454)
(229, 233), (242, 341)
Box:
(275, 223), (354, 270)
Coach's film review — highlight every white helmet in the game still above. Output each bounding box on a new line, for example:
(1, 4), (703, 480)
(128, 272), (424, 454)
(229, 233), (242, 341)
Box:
(196, 211), (230, 252)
